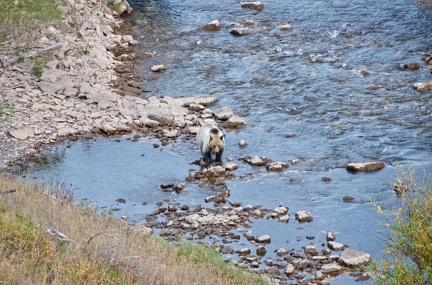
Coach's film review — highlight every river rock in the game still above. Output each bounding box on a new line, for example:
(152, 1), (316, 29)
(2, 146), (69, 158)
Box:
(304, 244), (318, 256)
(230, 28), (251, 36)
(213, 106), (234, 120)
(225, 162), (239, 171)
(295, 211), (313, 223)
(266, 161), (288, 171)
(238, 139), (247, 147)
(413, 80), (432, 92)
(279, 214), (289, 223)
(8, 127), (34, 140)
(280, 23), (293, 30)
(285, 263), (295, 275)
(403, 63), (421, 70)
(224, 115), (246, 128)
(182, 96), (218, 106)
(339, 248), (370, 266)
(241, 1), (264, 10)
(273, 206), (288, 215)
(327, 240), (345, 251)
(255, 234), (271, 243)
(203, 19), (221, 31)
(326, 232), (336, 241)
(238, 247), (251, 255)
(256, 244), (267, 255)
(151, 64), (166, 72)
(57, 127), (76, 137)
(321, 263), (342, 275)
(346, 162), (385, 172)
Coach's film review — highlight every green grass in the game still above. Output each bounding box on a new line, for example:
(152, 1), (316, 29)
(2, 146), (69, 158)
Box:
(370, 170), (432, 285)
(0, 0), (61, 24)
(0, 201), (139, 285)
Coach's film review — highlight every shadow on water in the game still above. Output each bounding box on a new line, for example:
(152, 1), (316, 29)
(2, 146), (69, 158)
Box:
(20, 0), (432, 284)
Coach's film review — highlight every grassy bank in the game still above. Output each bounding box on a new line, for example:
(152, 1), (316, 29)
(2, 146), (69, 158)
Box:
(0, 174), (272, 284)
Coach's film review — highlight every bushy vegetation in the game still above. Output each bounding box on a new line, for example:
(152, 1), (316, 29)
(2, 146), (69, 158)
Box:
(370, 171), (432, 285)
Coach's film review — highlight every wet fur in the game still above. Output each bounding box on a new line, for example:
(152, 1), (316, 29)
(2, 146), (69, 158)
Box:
(197, 124), (225, 167)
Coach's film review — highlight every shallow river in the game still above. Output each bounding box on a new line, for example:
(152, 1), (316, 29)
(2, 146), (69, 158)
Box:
(21, 0), (432, 284)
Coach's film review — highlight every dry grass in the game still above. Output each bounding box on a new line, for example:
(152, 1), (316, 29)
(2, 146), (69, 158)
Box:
(0, 174), (271, 285)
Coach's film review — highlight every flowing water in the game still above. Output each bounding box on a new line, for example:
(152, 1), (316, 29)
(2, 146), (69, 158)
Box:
(21, 0), (432, 284)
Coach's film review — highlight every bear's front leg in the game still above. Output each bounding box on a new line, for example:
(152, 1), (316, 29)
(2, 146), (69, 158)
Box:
(214, 150), (223, 164)
(203, 152), (213, 167)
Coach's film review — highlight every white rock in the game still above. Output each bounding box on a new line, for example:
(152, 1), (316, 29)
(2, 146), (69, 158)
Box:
(320, 263), (342, 274)
(273, 206), (288, 215)
(295, 211), (313, 223)
(224, 115), (246, 127)
(327, 241), (345, 251)
(340, 248), (370, 266)
(285, 263), (295, 275)
(203, 19), (221, 31)
(241, 1), (264, 10)
(255, 234), (271, 243)
(213, 106), (234, 120)
(8, 127), (34, 140)
(151, 64), (166, 72)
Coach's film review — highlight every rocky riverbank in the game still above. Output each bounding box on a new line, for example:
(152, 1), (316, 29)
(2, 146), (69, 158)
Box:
(0, 0), (247, 171)
(0, 1), (379, 284)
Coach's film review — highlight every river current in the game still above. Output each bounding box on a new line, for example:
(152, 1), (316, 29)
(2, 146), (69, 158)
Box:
(22, 1), (432, 284)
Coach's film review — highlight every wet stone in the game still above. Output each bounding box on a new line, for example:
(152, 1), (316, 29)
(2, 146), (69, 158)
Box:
(238, 139), (247, 147)
(343, 195), (355, 202)
(160, 183), (174, 189)
(327, 241), (345, 251)
(238, 247), (251, 255)
(285, 263), (295, 275)
(295, 211), (313, 223)
(321, 177), (331, 182)
(241, 1), (264, 10)
(340, 248), (370, 267)
(255, 234), (271, 243)
(230, 27), (251, 36)
(346, 162), (385, 172)
(256, 245), (267, 256)
(266, 161), (288, 171)
(320, 263), (342, 275)
(326, 232), (336, 241)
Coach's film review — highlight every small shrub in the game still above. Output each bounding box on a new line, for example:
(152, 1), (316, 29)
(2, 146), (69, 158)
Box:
(393, 168), (415, 196)
(107, 0), (122, 13)
(31, 62), (43, 78)
(78, 46), (90, 56)
(370, 170), (432, 285)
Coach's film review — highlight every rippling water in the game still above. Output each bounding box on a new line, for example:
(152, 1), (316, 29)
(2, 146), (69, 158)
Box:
(21, 0), (432, 284)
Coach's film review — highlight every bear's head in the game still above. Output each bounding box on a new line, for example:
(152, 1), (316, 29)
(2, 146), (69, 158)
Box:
(209, 134), (225, 155)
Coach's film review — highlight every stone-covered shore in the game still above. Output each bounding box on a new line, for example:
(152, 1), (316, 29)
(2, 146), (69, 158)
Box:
(0, 0), (245, 171)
